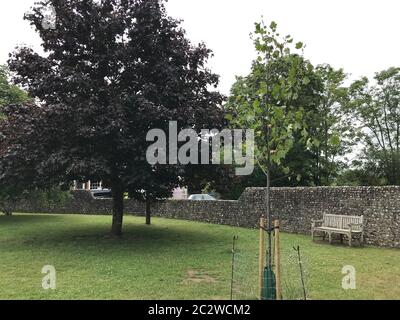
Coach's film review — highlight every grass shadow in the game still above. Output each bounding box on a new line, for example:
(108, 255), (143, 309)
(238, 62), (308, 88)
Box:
(0, 214), (235, 255)
(0, 213), (65, 225)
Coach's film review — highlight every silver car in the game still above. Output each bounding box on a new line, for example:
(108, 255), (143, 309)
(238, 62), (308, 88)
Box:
(188, 194), (216, 201)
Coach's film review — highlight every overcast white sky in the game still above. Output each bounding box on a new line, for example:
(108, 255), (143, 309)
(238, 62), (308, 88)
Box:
(1, 0), (399, 94)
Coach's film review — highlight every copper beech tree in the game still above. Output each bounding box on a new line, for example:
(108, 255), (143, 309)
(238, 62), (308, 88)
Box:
(0, 0), (224, 235)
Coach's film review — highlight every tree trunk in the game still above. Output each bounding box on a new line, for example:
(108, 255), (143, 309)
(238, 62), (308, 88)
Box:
(111, 182), (124, 236)
(145, 198), (151, 225)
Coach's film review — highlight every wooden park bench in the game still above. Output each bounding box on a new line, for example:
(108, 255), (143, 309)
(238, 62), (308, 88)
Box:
(311, 214), (364, 247)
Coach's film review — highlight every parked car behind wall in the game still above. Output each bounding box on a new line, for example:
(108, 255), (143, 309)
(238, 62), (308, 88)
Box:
(188, 194), (216, 201)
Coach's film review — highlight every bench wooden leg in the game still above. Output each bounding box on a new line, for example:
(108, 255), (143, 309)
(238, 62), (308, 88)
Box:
(328, 232), (332, 244)
(348, 233), (352, 247)
(340, 234), (343, 244)
(360, 233), (364, 246)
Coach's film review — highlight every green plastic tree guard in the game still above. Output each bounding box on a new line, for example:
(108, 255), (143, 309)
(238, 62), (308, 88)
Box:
(262, 267), (276, 300)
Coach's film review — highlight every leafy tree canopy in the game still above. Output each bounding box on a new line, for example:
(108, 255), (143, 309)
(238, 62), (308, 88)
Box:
(0, 65), (29, 112)
(1, 0), (224, 234)
(347, 67), (400, 185)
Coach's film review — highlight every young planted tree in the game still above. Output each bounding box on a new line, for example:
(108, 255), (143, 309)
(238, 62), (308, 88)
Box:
(226, 21), (316, 267)
(2, 0), (223, 234)
(224, 64), (349, 192)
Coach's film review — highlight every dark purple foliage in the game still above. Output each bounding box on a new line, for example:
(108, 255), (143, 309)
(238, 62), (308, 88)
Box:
(0, 0), (224, 234)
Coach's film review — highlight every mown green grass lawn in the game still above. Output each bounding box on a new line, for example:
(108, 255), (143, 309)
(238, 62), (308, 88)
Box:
(0, 214), (399, 300)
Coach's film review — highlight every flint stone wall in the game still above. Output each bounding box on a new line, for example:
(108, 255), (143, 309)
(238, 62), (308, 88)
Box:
(13, 186), (400, 248)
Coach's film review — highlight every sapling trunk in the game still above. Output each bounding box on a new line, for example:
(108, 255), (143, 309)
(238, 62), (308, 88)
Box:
(266, 168), (272, 268)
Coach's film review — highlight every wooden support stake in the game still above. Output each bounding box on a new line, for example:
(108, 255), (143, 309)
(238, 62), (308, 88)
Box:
(274, 219), (282, 300)
(258, 216), (266, 300)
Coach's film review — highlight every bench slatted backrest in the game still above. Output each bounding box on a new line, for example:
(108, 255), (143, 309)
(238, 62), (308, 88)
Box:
(342, 215), (363, 231)
(323, 214), (363, 230)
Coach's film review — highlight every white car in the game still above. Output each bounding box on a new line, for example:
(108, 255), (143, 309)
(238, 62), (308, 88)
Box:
(188, 194), (216, 201)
